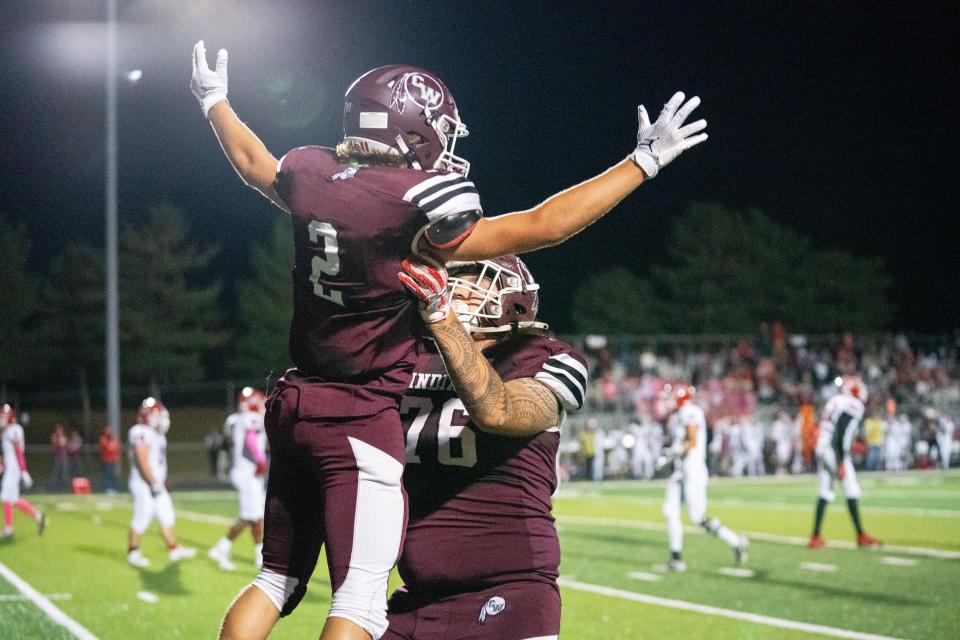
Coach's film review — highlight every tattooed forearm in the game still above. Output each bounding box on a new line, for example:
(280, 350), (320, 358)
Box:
(429, 313), (561, 437)
(430, 314), (508, 431)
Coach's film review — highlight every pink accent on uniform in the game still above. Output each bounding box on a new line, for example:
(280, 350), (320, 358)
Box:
(15, 444), (27, 472)
(15, 499), (37, 518)
(245, 430), (267, 466)
(3, 502), (12, 527)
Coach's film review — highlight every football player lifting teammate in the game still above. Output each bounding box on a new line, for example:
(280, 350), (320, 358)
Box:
(192, 41), (707, 640)
(384, 254), (586, 640)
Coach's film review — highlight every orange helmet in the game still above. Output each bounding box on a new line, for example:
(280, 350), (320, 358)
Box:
(237, 387), (267, 414)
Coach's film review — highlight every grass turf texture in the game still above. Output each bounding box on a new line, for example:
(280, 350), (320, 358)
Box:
(0, 471), (956, 639)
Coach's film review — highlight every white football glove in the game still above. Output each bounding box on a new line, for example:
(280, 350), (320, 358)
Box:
(21, 471), (33, 490)
(630, 92), (707, 179)
(398, 256), (452, 324)
(150, 479), (165, 497)
(190, 40), (229, 118)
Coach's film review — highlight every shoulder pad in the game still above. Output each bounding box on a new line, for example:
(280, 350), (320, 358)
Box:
(424, 209), (482, 249)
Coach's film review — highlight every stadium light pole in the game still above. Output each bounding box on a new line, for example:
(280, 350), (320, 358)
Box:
(105, 0), (121, 434)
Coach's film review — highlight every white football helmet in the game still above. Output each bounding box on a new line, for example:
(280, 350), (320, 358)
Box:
(836, 374), (868, 403)
(138, 397), (171, 434)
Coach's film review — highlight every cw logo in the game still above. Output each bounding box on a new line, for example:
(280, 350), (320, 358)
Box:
(409, 74), (443, 108)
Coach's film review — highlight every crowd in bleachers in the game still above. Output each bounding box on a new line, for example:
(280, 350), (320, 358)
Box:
(560, 327), (960, 479)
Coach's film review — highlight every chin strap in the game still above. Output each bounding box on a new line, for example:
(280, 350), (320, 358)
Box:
(395, 135), (422, 170)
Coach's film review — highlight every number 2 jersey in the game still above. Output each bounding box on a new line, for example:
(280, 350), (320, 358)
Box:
(274, 147), (482, 414)
(398, 332), (588, 595)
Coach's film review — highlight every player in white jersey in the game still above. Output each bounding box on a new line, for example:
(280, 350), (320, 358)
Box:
(659, 385), (747, 571)
(809, 376), (881, 549)
(771, 410), (794, 475)
(209, 387), (269, 571)
(934, 411), (956, 470)
(1, 404), (46, 537)
(126, 398), (196, 567)
(743, 414), (766, 476)
(726, 417), (748, 477)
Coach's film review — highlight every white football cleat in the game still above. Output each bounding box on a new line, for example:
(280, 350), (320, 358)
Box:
(168, 546), (197, 562)
(128, 550), (150, 568)
(208, 545), (236, 571)
(734, 536), (750, 566)
(667, 558), (687, 572)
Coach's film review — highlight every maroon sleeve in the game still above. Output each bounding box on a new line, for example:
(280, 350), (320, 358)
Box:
(494, 335), (589, 412)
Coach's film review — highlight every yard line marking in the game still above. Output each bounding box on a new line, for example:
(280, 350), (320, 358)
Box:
(0, 561), (98, 640)
(880, 557), (918, 567)
(800, 562), (838, 572)
(555, 493), (960, 519)
(718, 567), (755, 578)
(558, 578), (904, 640)
(170, 508), (234, 526)
(0, 593), (72, 602)
(557, 515), (960, 559)
(627, 571), (662, 582)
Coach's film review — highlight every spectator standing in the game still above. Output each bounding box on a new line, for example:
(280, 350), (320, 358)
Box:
(578, 419), (598, 480)
(99, 425), (120, 494)
(67, 429), (84, 479)
(48, 423), (69, 491)
(863, 409), (885, 471)
(204, 430), (222, 477)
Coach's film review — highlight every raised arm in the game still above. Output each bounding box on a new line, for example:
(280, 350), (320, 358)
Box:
(436, 92), (707, 262)
(398, 259), (561, 437)
(191, 41), (285, 209)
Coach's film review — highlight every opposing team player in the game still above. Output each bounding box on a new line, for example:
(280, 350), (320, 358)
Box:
(126, 398), (196, 567)
(808, 375), (882, 549)
(209, 387), (269, 571)
(192, 41), (706, 640)
(660, 385), (748, 571)
(1, 404), (45, 537)
(385, 254), (586, 640)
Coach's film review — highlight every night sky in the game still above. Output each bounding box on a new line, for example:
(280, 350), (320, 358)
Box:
(2, 1), (957, 333)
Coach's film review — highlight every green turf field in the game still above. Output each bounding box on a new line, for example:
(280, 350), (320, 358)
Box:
(1, 471), (957, 639)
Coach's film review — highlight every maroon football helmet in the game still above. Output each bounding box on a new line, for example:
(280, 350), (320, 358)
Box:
(343, 65), (470, 175)
(447, 255), (547, 334)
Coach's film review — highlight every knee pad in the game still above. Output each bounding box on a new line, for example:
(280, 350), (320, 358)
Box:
(252, 567), (301, 616)
(328, 587), (389, 640)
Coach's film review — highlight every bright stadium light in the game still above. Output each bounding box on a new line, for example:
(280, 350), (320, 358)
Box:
(126, 68), (142, 82)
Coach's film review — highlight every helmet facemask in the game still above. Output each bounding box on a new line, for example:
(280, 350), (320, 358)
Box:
(447, 258), (547, 335)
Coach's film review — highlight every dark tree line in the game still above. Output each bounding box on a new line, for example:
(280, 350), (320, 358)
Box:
(572, 203), (891, 334)
(1, 202), (892, 393)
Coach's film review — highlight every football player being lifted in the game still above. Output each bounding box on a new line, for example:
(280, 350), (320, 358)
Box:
(808, 375), (882, 549)
(660, 385), (748, 571)
(387, 254), (587, 640)
(126, 398), (196, 567)
(192, 41), (706, 640)
(1, 404), (46, 538)
(209, 387), (269, 572)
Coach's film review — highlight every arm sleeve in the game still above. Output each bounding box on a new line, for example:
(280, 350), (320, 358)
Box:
(16, 444), (27, 472)
(245, 429), (267, 466)
(402, 173), (483, 249)
(534, 352), (589, 412)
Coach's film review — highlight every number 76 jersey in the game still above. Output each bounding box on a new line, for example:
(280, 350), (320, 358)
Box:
(398, 333), (588, 593)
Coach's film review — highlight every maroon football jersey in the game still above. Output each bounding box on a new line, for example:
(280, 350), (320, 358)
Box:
(274, 147), (482, 414)
(397, 332), (588, 594)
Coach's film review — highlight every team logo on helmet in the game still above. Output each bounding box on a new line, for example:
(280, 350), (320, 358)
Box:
(389, 72), (445, 114)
